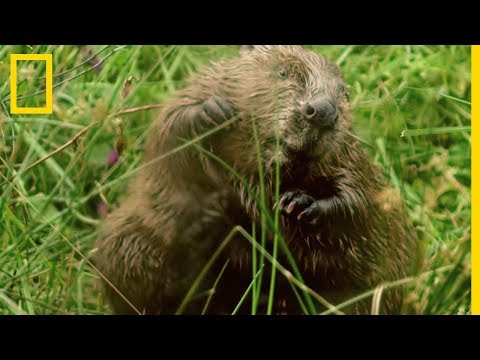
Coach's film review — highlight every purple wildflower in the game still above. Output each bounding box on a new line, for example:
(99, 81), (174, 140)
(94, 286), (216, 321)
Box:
(106, 149), (119, 166)
(97, 201), (108, 217)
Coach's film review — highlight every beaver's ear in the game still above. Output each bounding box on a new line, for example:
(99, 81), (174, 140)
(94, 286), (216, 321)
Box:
(239, 45), (275, 56)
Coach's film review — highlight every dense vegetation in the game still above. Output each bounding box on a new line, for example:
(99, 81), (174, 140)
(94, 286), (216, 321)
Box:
(0, 45), (471, 314)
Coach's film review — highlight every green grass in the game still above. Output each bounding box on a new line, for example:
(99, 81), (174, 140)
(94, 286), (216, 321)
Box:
(0, 45), (471, 315)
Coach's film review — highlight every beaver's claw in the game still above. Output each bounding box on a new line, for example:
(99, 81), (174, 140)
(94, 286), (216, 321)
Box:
(278, 189), (326, 225)
(278, 190), (314, 217)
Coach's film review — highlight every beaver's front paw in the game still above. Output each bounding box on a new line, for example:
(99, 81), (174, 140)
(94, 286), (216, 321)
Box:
(278, 190), (328, 225)
(192, 95), (236, 128)
(278, 190), (315, 219)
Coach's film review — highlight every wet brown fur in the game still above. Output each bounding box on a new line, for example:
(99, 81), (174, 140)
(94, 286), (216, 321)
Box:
(94, 46), (418, 315)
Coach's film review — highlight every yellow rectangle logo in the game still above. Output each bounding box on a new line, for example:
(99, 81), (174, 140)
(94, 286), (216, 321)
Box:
(10, 53), (53, 114)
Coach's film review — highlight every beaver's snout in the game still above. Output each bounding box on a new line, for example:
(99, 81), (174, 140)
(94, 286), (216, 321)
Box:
(300, 98), (338, 129)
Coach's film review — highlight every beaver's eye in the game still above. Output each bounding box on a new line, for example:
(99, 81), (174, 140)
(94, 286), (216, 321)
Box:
(337, 83), (350, 100)
(278, 68), (288, 78)
(345, 86), (351, 101)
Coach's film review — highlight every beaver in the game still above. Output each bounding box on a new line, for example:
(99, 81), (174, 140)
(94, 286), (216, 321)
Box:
(94, 45), (418, 315)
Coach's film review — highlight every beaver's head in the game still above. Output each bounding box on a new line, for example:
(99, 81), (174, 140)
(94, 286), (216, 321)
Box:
(206, 45), (353, 181)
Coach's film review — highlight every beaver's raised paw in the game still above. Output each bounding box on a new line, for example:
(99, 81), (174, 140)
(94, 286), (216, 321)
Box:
(192, 95), (236, 128)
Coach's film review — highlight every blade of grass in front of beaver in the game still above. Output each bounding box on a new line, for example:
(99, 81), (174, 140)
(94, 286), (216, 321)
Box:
(201, 259), (230, 315)
(232, 265), (265, 315)
(266, 110), (282, 315)
(176, 226), (242, 315)
(177, 203), (333, 315)
(192, 142), (318, 314)
(233, 226), (342, 314)
(251, 117), (267, 314)
(288, 281), (309, 315)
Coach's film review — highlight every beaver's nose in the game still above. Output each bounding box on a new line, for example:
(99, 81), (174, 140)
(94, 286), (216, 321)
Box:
(301, 99), (338, 128)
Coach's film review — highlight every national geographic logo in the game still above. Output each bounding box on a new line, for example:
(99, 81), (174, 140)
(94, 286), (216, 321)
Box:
(10, 53), (53, 114)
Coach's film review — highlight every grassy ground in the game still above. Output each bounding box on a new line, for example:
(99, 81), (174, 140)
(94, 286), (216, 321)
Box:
(0, 45), (471, 315)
